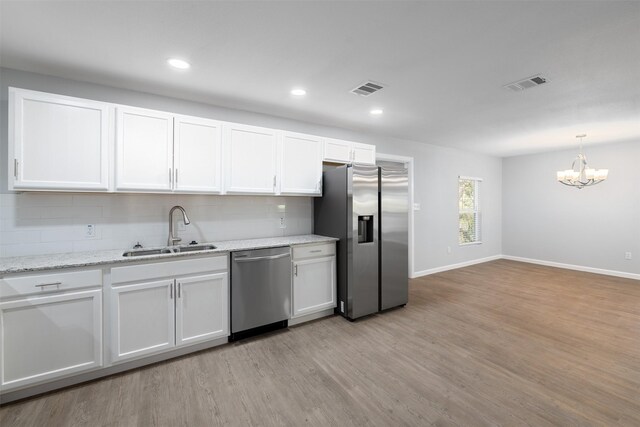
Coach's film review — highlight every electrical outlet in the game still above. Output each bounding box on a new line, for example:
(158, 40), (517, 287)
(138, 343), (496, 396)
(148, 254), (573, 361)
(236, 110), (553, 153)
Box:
(447, 246), (452, 254)
(85, 224), (96, 239)
(413, 203), (421, 211)
(279, 217), (286, 229)
(625, 252), (632, 260)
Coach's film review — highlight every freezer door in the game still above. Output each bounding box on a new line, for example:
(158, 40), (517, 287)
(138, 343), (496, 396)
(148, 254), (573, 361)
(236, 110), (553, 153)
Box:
(380, 164), (409, 310)
(348, 164), (380, 318)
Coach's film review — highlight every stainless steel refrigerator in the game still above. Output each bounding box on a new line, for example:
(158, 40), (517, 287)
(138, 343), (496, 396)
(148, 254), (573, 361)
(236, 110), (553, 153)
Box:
(314, 163), (408, 320)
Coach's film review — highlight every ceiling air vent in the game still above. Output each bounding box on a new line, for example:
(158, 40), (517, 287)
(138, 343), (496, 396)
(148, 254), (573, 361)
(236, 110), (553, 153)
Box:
(503, 74), (549, 92)
(351, 81), (385, 97)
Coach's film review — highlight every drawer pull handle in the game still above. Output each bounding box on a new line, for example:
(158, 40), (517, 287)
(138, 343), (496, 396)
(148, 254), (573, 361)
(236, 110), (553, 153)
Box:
(35, 281), (62, 288)
(310, 250), (322, 253)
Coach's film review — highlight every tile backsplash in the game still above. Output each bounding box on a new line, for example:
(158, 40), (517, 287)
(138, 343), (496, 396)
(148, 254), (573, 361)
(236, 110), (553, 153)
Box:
(0, 193), (313, 257)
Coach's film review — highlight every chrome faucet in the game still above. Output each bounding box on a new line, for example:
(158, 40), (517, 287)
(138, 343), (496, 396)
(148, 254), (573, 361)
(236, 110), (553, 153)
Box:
(168, 206), (190, 246)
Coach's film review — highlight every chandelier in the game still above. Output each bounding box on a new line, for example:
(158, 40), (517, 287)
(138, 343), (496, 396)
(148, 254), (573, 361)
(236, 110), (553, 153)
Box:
(556, 134), (608, 189)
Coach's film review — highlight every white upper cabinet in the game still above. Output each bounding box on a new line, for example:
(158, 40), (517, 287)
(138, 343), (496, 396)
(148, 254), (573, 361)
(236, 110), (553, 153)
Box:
(224, 123), (279, 194)
(323, 138), (376, 165)
(280, 132), (323, 195)
(174, 116), (222, 193)
(352, 142), (377, 164)
(116, 106), (174, 192)
(8, 88), (110, 191)
(8, 88), (375, 195)
(323, 138), (352, 163)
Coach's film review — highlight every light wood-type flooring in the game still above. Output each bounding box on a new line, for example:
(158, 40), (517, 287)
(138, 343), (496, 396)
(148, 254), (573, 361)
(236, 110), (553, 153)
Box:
(1, 260), (639, 426)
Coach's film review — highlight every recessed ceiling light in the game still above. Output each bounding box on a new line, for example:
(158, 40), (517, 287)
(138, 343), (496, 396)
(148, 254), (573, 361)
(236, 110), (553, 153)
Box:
(290, 88), (307, 96)
(370, 109), (384, 115)
(167, 58), (190, 70)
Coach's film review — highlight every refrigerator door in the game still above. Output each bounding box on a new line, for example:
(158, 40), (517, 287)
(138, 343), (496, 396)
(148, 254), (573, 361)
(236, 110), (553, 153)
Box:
(380, 163), (409, 310)
(349, 164), (380, 318)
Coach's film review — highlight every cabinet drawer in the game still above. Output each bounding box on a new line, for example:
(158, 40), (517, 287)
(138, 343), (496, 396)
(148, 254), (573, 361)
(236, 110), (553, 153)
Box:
(111, 255), (228, 285)
(292, 243), (336, 260)
(0, 269), (102, 299)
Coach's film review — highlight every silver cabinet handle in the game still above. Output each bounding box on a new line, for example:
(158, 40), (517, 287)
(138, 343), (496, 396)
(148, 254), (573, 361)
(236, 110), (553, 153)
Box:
(35, 281), (61, 288)
(170, 282), (173, 299)
(169, 168), (172, 185)
(294, 265), (298, 276)
(178, 282), (181, 298)
(175, 169), (179, 184)
(310, 249), (322, 253)
(234, 253), (290, 263)
(273, 175), (276, 189)
(14, 159), (18, 178)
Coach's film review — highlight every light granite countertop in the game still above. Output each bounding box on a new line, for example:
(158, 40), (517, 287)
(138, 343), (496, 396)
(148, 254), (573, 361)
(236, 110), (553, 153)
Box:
(0, 234), (338, 275)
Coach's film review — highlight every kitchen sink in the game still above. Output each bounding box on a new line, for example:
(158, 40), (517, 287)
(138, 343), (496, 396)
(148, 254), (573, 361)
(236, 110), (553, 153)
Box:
(122, 248), (174, 257)
(122, 244), (217, 257)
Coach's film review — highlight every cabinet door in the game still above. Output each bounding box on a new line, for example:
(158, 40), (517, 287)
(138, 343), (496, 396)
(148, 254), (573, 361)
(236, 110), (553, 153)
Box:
(111, 280), (175, 362)
(224, 123), (279, 194)
(9, 88), (110, 191)
(352, 142), (376, 165)
(280, 132), (323, 195)
(174, 116), (222, 193)
(116, 106), (174, 191)
(323, 138), (352, 163)
(175, 272), (228, 347)
(0, 290), (102, 391)
(292, 256), (336, 318)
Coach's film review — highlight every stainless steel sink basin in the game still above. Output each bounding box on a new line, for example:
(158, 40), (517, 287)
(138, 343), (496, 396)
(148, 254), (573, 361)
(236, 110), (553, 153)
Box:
(122, 244), (217, 257)
(122, 248), (174, 257)
(176, 244), (217, 252)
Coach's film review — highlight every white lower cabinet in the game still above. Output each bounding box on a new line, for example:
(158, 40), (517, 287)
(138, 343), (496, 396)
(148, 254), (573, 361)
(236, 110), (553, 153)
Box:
(0, 282), (102, 391)
(292, 243), (336, 319)
(111, 280), (175, 362)
(175, 272), (228, 346)
(110, 256), (229, 363)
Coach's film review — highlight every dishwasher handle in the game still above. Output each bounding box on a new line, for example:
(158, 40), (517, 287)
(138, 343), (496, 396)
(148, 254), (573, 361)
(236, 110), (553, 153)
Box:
(234, 253), (290, 263)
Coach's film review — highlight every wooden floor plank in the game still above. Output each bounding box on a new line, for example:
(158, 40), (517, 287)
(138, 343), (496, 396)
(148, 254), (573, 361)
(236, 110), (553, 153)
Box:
(1, 260), (638, 426)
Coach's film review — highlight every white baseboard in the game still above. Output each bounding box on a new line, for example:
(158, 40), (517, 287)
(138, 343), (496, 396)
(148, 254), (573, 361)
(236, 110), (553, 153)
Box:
(502, 255), (640, 281)
(412, 255), (502, 278)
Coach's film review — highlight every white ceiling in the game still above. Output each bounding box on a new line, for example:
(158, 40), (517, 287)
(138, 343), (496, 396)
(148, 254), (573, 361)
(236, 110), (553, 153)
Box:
(1, 1), (639, 157)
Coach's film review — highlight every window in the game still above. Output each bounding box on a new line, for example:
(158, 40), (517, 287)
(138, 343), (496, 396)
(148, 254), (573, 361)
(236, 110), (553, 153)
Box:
(458, 176), (482, 244)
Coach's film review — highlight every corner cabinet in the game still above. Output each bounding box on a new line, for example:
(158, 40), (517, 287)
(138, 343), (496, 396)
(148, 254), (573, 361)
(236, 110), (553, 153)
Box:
(279, 131), (323, 195)
(0, 269), (103, 391)
(223, 123), (279, 194)
(8, 88), (111, 191)
(291, 242), (336, 319)
(323, 138), (376, 165)
(109, 256), (229, 363)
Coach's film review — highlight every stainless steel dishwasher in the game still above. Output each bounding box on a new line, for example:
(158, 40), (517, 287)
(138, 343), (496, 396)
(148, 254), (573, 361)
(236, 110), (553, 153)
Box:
(230, 246), (291, 340)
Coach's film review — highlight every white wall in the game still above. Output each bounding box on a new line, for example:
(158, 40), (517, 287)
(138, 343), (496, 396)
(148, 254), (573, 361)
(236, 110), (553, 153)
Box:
(502, 140), (640, 275)
(0, 67), (504, 274)
(374, 141), (503, 276)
